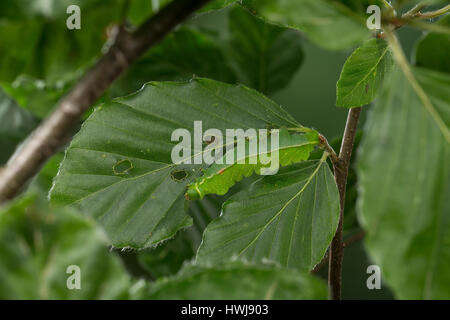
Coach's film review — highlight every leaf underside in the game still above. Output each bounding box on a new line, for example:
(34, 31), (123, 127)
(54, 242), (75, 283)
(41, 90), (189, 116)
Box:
(358, 67), (450, 299)
(50, 78), (303, 248)
(197, 158), (340, 272)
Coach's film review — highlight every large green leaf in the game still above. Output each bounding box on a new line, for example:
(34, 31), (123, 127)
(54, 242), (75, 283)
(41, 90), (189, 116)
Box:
(240, 0), (369, 50)
(414, 15), (450, 74)
(336, 39), (393, 108)
(0, 88), (38, 164)
(227, 5), (304, 94)
(357, 67), (450, 299)
(0, 194), (131, 299)
(186, 128), (318, 200)
(50, 78), (303, 248)
(137, 260), (327, 299)
(197, 157), (340, 272)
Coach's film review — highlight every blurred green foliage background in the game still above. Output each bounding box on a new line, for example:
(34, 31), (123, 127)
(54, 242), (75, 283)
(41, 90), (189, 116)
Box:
(0, 0), (436, 299)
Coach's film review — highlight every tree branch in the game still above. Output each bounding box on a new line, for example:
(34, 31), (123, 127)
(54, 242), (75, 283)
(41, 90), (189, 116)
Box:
(0, 0), (212, 204)
(328, 107), (362, 300)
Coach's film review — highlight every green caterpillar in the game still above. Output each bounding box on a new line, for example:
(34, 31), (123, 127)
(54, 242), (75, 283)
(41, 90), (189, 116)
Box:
(185, 128), (318, 200)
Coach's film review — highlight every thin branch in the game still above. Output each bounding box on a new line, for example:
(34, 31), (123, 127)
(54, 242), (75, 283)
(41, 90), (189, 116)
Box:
(328, 107), (362, 300)
(318, 134), (340, 167)
(404, 4), (450, 19)
(402, 3), (427, 19)
(0, 0), (212, 204)
(385, 3), (450, 33)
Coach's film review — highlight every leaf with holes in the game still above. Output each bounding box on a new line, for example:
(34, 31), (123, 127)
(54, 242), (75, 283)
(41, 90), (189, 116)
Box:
(196, 157), (340, 271)
(50, 78), (305, 248)
(336, 39), (393, 108)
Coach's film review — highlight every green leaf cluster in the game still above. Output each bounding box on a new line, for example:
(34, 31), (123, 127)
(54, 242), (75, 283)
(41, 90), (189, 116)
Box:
(1, 0), (449, 300)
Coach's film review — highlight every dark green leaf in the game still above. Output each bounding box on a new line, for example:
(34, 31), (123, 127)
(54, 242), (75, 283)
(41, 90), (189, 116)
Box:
(110, 28), (236, 98)
(0, 88), (38, 164)
(227, 5), (304, 94)
(50, 79), (303, 248)
(112, 5), (305, 97)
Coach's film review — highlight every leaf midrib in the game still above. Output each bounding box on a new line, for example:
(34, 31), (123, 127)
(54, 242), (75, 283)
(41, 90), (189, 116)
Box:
(340, 43), (389, 102)
(237, 157), (326, 256)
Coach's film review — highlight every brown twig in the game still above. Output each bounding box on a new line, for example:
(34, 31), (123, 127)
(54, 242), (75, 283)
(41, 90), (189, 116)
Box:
(0, 0), (212, 204)
(403, 4), (450, 19)
(318, 134), (340, 167)
(328, 107), (362, 300)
